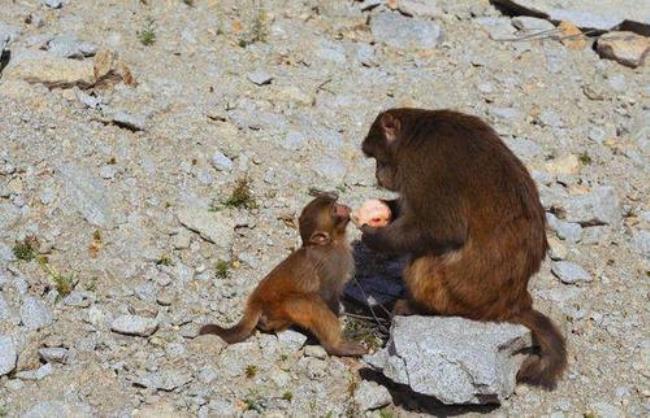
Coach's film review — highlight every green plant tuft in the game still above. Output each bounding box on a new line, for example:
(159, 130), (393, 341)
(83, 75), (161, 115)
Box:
(138, 17), (156, 46)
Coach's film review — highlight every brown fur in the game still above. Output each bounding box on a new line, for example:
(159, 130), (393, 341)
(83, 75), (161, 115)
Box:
(199, 193), (366, 357)
(361, 108), (567, 388)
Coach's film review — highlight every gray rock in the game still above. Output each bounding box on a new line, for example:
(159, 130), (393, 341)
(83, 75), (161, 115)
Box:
(16, 363), (53, 380)
(47, 35), (97, 58)
(304, 345), (327, 360)
(0, 242), (16, 262)
(492, 0), (650, 32)
(210, 151), (233, 172)
(99, 165), (116, 179)
(539, 109), (563, 128)
(597, 31), (650, 68)
(371, 12), (443, 50)
(282, 131), (307, 150)
(177, 207), (235, 250)
(39, 347), (69, 364)
(0, 335), (17, 376)
(21, 296), (53, 330)
(491, 107), (521, 121)
(133, 369), (193, 391)
(475, 17), (516, 41)
(111, 315), (159, 337)
(316, 40), (347, 63)
(3, 49), (97, 87)
(74, 88), (101, 109)
(0, 22), (21, 50)
(512, 16), (556, 32)
(365, 316), (532, 405)
(23, 401), (94, 418)
(505, 137), (543, 161)
(247, 70), (273, 85)
(0, 203), (21, 231)
(135, 282), (156, 302)
(547, 213), (582, 243)
(563, 186), (621, 226)
(277, 329), (308, 352)
(581, 226), (608, 245)
(588, 126), (607, 144)
(354, 380), (392, 411)
(198, 366), (219, 384)
(632, 230), (650, 258)
(207, 399), (237, 416)
(63, 290), (93, 307)
(543, 42), (568, 74)
(395, 0), (442, 18)
(551, 261), (592, 284)
(0, 294), (11, 320)
(42, 0), (63, 8)
(108, 110), (147, 131)
(356, 44), (378, 67)
(311, 157), (347, 183)
(58, 163), (114, 227)
(608, 74), (626, 93)
(587, 401), (625, 418)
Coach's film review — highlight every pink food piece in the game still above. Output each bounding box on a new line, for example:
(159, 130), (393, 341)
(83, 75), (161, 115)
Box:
(352, 199), (391, 228)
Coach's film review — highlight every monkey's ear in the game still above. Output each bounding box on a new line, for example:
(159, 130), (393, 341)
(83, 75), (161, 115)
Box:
(309, 231), (331, 245)
(380, 113), (401, 143)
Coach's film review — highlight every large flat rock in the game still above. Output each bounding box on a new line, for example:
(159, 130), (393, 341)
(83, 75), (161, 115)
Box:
(493, 0), (650, 33)
(364, 316), (532, 405)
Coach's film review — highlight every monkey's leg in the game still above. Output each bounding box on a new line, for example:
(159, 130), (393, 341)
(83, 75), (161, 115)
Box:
(283, 296), (366, 357)
(324, 295), (342, 317)
(403, 258), (462, 316)
(257, 314), (291, 333)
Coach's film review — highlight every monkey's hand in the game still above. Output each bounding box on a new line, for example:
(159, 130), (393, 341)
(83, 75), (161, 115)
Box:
(360, 224), (390, 252)
(351, 199), (391, 228)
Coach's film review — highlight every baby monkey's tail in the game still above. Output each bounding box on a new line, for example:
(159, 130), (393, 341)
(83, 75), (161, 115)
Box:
(199, 304), (261, 343)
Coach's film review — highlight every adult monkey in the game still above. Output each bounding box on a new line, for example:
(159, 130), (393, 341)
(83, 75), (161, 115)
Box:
(359, 108), (567, 389)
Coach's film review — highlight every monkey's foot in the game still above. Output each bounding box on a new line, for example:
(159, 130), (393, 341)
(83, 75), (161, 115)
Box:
(328, 342), (368, 357)
(392, 298), (417, 316)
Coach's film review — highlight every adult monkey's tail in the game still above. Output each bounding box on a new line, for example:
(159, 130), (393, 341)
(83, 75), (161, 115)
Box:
(514, 309), (567, 389)
(198, 304), (261, 343)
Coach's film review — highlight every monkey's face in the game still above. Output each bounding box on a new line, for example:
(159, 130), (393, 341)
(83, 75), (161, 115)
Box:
(362, 111), (402, 192)
(299, 194), (351, 246)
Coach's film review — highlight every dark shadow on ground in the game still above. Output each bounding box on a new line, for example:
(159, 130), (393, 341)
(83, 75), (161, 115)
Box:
(359, 368), (500, 417)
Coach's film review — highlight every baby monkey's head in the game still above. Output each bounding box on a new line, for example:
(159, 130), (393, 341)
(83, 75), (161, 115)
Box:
(299, 192), (351, 246)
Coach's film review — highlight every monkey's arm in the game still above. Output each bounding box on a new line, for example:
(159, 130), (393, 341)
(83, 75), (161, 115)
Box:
(361, 219), (465, 256)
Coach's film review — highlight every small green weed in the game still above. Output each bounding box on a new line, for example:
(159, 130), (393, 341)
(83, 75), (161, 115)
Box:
(215, 260), (230, 279)
(222, 177), (257, 209)
(238, 1), (269, 47)
(13, 239), (36, 261)
(37, 257), (75, 297)
(243, 390), (265, 412)
(157, 255), (173, 266)
(138, 17), (156, 46)
(379, 408), (395, 418)
(245, 364), (258, 378)
(578, 151), (592, 165)
(282, 391), (293, 401)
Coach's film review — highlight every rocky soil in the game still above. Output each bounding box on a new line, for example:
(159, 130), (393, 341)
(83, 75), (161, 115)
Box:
(0, 0), (649, 417)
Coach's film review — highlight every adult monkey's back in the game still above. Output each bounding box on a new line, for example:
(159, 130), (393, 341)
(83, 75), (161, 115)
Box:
(360, 108), (567, 389)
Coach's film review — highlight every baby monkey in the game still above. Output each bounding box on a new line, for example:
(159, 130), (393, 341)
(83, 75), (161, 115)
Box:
(199, 192), (366, 357)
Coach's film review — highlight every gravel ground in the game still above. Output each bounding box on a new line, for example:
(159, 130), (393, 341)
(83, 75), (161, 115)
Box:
(0, 1), (648, 417)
